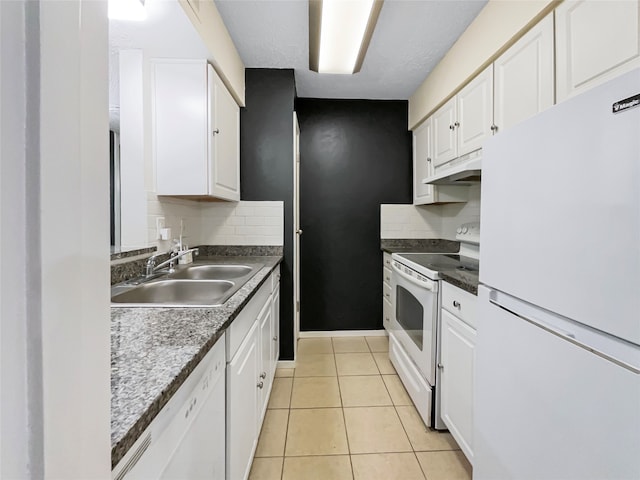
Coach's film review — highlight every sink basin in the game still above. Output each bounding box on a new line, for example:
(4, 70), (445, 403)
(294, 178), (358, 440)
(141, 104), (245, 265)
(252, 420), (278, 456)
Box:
(169, 264), (257, 280)
(111, 279), (234, 306)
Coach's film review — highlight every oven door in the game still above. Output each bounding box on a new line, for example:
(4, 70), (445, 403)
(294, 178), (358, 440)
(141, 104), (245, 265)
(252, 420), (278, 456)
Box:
(390, 261), (438, 386)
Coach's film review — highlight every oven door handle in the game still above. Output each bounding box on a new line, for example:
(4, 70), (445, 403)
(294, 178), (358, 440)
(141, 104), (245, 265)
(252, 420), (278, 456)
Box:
(392, 263), (437, 291)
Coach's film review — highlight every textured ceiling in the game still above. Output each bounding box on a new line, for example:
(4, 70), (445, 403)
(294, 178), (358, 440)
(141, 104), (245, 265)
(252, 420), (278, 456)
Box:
(215, 0), (488, 100)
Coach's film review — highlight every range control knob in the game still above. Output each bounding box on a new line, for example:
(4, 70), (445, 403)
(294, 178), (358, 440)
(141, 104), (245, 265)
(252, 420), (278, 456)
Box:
(462, 226), (468, 234)
(457, 226), (463, 234)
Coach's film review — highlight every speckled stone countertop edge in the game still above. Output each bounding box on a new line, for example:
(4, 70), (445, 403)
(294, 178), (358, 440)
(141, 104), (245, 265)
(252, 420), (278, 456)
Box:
(110, 255), (283, 468)
(380, 238), (460, 254)
(110, 246), (157, 261)
(439, 270), (479, 296)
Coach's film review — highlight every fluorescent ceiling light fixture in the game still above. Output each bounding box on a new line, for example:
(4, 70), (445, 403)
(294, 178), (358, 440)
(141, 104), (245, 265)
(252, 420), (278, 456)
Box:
(309, 0), (383, 74)
(109, 0), (147, 21)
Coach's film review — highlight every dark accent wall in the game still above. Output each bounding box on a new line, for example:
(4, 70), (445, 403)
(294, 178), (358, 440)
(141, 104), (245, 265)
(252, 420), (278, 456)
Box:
(295, 99), (412, 331)
(241, 69), (296, 360)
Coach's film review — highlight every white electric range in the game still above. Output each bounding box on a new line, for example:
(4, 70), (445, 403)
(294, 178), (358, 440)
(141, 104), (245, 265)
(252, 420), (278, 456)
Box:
(388, 223), (479, 429)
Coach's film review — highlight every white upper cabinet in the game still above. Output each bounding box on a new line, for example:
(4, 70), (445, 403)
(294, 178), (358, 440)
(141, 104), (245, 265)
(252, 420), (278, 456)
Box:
(432, 65), (493, 171)
(413, 119), (435, 204)
(456, 65), (494, 156)
(413, 118), (467, 205)
(432, 97), (458, 167)
(153, 59), (240, 201)
(494, 13), (555, 133)
(556, 0), (640, 102)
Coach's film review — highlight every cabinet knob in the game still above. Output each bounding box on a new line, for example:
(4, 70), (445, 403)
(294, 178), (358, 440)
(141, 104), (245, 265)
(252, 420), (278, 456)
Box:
(273, 336), (278, 341)
(454, 121), (460, 128)
(257, 381), (264, 389)
(490, 124), (498, 132)
(453, 300), (461, 308)
(449, 124), (455, 130)
(212, 128), (220, 135)
(384, 293), (390, 299)
(385, 276), (390, 282)
(426, 157), (432, 163)
(438, 363), (444, 370)
(260, 371), (267, 379)
(296, 229), (303, 235)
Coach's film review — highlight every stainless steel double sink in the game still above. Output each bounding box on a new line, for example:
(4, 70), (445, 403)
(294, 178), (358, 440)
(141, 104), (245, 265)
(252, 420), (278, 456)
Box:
(111, 263), (263, 307)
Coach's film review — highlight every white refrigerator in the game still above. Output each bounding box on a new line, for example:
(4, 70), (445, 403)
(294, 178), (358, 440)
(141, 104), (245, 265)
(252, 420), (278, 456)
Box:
(476, 68), (640, 479)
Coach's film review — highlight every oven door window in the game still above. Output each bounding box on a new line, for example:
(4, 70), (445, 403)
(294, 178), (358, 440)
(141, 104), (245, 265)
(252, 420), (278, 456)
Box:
(396, 285), (424, 350)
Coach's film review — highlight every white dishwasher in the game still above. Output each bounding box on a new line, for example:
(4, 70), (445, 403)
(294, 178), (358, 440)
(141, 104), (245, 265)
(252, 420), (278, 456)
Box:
(113, 335), (226, 480)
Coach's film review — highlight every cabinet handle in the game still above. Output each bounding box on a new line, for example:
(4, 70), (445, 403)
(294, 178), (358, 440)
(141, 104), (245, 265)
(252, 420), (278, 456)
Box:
(454, 121), (460, 128)
(449, 124), (455, 130)
(273, 336), (278, 341)
(490, 124), (498, 132)
(260, 371), (267, 379)
(438, 363), (444, 370)
(212, 128), (220, 135)
(257, 381), (264, 389)
(453, 300), (461, 308)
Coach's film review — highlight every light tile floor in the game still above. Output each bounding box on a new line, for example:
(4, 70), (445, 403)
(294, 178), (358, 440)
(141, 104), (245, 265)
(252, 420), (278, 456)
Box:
(249, 336), (472, 480)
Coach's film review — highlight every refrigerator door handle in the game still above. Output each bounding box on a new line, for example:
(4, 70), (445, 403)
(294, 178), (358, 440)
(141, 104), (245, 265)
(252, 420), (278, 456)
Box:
(489, 299), (640, 375)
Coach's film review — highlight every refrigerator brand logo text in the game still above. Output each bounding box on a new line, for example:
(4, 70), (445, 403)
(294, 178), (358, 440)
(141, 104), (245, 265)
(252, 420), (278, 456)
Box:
(612, 94), (640, 113)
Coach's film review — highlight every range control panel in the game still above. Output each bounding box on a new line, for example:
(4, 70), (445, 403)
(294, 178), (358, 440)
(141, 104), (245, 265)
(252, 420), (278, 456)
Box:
(456, 222), (480, 245)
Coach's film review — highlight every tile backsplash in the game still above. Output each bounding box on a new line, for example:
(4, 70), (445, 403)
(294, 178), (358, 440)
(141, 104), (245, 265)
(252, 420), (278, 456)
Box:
(200, 201), (284, 246)
(381, 185), (481, 240)
(144, 196), (284, 250)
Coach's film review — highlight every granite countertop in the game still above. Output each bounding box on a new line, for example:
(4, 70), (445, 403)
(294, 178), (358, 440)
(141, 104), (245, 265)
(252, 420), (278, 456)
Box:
(380, 238), (460, 254)
(110, 255), (282, 468)
(439, 269), (480, 296)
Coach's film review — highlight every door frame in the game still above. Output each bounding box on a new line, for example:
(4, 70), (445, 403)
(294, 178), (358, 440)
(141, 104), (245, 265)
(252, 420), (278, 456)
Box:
(293, 112), (300, 359)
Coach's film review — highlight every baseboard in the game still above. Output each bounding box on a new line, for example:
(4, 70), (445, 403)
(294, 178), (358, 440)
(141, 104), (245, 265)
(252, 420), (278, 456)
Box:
(277, 360), (296, 368)
(299, 329), (388, 338)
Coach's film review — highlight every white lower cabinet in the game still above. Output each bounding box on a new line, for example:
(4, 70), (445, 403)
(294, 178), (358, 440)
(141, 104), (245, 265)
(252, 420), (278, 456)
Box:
(227, 268), (281, 480)
(439, 282), (477, 465)
(382, 253), (393, 330)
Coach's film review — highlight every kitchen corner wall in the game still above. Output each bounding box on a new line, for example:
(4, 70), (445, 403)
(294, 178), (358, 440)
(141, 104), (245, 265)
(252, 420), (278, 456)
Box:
(381, 184), (481, 240)
(145, 196), (285, 250)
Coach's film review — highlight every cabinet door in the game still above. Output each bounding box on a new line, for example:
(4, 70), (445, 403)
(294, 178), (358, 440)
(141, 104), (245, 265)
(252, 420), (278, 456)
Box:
(440, 309), (476, 464)
(258, 297), (273, 421)
(556, 0), (640, 102)
(209, 66), (240, 201)
(153, 60), (208, 195)
(271, 283), (280, 367)
(432, 97), (457, 167)
(413, 119), (435, 204)
(494, 13), (554, 133)
(457, 65), (493, 156)
(227, 321), (259, 480)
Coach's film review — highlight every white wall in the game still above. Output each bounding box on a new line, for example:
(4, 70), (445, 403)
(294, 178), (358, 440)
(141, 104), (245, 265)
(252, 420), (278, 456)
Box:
(39, 0), (111, 477)
(381, 185), (481, 240)
(1, 1), (31, 476)
(201, 200), (284, 245)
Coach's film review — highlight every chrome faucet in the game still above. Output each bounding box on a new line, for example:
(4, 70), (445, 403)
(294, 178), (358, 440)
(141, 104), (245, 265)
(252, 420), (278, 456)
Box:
(144, 247), (199, 277)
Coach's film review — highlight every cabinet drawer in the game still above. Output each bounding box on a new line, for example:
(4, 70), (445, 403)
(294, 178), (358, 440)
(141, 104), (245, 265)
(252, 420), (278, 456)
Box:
(383, 267), (392, 286)
(442, 282), (477, 329)
(383, 297), (392, 330)
(383, 252), (393, 269)
(383, 282), (392, 304)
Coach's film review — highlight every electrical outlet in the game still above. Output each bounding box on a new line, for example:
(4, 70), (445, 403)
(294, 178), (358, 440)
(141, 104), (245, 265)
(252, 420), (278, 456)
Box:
(156, 217), (165, 240)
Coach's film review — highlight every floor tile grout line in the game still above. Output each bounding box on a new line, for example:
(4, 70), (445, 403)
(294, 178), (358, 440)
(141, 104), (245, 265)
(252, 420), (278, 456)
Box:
(333, 337), (356, 480)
